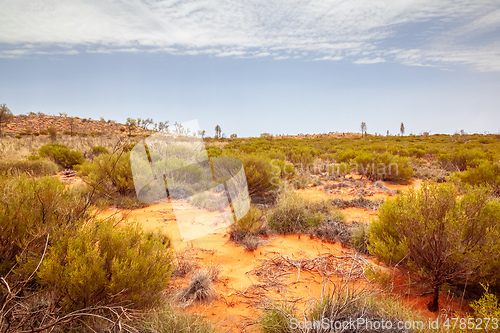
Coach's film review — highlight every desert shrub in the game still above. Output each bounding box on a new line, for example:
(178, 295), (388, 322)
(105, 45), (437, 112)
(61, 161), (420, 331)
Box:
(453, 161), (500, 195)
(289, 173), (314, 189)
(330, 197), (384, 210)
(229, 206), (268, 250)
(268, 191), (333, 234)
(271, 159), (295, 179)
(241, 154), (280, 196)
(0, 175), (87, 275)
(470, 286), (500, 333)
(260, 301), (295, 333)
(336, 149), (358, 163)
(178, 268), (218, 304)
(328, 162), (351, 178)
(231, 205), (264, 236)
(351, 223), (370, 254)
(0, 158), (58, 176)
(312, 216), (352, 247)
(91, 145), (109, 156)
(287, 146), (319, 165)
(261, 290), (421, 333)
(47, 126), (57, 140)
(438, 148), (490, 171)
(39, 129), (48, 135)
(369, 183), (500, 312)
(138, 305), (216, 333)
(14, 134), (22, 139)
(38, 219), (174, 312)
(205, 145), (222, 157)
(354, 152), (414, 184)
(307, 291), (419, 333)
(76, 151), (144, 208)
(39, 143), (84, 168)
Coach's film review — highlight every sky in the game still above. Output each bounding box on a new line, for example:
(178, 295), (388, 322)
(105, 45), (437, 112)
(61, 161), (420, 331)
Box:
(1, 0), (499, 137)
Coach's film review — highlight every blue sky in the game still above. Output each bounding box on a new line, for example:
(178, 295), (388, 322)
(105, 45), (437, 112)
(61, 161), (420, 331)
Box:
(1, 0), (499, 137)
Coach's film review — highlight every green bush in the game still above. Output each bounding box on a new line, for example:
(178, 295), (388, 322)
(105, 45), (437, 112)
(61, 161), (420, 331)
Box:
(470, 286), (500, 333)
(354, 152), (414, 184)
(369, 183), (500, 312)
(453, 161), (500, 195)
(0, 159), (58, 176)
(241, 154), (280, 196)
(39, 143), (84, 168)
(91, 145), (109, 156)
(38, 219), (174, 312)
(438, 148), (490, 171)
(76, 152), (139, 207)
(0, 175), (87, 275)
(268, 191), (333, 234)
(229, 206), (268, 250)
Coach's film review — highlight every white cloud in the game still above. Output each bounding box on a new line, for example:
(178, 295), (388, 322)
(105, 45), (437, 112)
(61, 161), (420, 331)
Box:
(0, 0), (499, 70)
(353, 57), (386, 64)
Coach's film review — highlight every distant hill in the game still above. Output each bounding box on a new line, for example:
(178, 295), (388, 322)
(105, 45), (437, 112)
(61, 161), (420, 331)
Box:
(4, 114), (149, 136)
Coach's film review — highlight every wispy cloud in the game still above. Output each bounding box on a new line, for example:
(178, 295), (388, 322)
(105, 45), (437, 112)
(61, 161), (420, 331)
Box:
(0, 0), (499, 70)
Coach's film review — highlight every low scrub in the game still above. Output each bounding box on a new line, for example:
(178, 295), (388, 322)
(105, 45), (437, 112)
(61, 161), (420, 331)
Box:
(260, 289), (423, 333)
(267, 191), (332, 234)
(39, 143), (84, 168)
(453, 161), (500, 195)
(0, 174), (87, 275)
(354, 152), (414, 184)
(138, 305), (216, 333)
(330, 197), (384, 210)
(240, 154), (280, 196)
(0, 158), (58, 176)
(38, 219), (174, 311)
(229, 206), (268, 251)
(76, 151), (145, 208)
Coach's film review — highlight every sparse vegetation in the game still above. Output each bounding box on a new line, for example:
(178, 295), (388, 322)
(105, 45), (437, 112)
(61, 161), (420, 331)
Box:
(3, 111), (500, 331)
(0, 158), (59, 176)
(39, 142), (84, 168)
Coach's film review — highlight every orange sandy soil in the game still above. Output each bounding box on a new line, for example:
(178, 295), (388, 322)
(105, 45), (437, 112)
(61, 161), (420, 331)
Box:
(96, 178), (471, 332)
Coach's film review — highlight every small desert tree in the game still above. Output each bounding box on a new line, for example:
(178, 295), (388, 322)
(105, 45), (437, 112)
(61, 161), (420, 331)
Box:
(0, 103), (14, 136)
(360, 122), (367, 137)
(369, 183), (500, 312)
(400, 122), (405, 136)
(215, 125), (221, 139)
(126, 117), (136, 135)
(47, 126), (57, 141)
